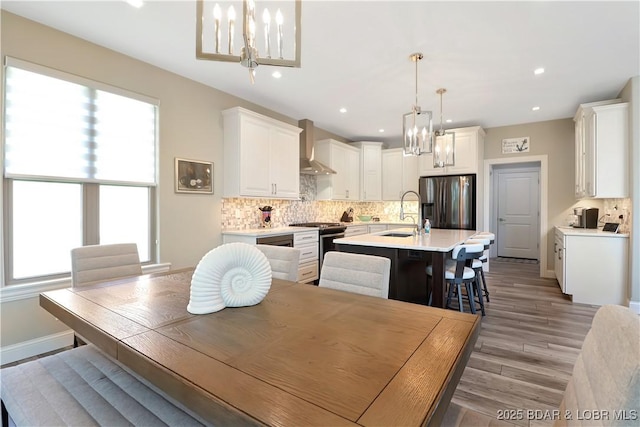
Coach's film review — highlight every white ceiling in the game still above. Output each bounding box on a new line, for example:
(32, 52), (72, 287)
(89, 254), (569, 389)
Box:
(2, 0), (639, 143)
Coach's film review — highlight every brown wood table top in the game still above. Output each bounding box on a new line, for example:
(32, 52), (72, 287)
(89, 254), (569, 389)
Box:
(40, 268), (480, 426)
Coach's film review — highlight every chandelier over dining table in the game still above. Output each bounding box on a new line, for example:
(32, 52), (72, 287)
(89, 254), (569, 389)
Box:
(196, 0), (301, 83)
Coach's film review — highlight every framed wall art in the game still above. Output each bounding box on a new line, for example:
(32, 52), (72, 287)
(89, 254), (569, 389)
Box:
(175, 158), (213, 194)
(501, 137), (530, 154)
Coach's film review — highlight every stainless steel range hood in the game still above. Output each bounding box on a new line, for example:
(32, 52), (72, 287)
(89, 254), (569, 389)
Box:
(299, 119), (336, 175)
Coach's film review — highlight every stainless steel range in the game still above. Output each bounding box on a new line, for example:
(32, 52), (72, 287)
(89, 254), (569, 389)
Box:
(290, 222), (347, 271)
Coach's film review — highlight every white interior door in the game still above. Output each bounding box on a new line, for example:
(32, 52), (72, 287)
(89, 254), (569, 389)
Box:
(497, 169), (540, 259)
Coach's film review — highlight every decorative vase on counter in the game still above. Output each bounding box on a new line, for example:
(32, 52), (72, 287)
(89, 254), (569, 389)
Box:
(258, 206), (273, 228)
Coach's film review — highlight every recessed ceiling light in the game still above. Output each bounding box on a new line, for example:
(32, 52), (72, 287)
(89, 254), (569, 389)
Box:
(272, 71), (282, 79)
(125, 0), (144, 8)
(339, 107), (347, 113)
(378, 129), (385, 133)
(532, 106), (540, 111)
(445, 119), (453, 123)
(534, 67), (545, 75)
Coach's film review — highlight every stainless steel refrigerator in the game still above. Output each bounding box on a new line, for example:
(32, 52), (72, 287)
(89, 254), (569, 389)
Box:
(419, 174), (476, 230)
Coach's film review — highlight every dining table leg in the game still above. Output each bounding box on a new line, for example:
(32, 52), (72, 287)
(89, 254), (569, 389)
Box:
(430, 251), (447, 308)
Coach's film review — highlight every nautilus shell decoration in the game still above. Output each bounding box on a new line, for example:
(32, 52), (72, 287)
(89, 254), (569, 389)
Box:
(187, 242), (272, 314)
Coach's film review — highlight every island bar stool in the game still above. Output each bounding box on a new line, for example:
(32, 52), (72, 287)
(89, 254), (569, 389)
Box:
(426, 242), (485, 315)
(466, 235), (492, 303)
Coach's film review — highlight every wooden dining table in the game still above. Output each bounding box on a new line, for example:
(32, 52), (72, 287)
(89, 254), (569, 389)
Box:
(40, 268), (480, 426)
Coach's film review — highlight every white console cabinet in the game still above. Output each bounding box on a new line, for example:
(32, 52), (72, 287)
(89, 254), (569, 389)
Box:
(222, 107), (301, 199)
(554, 227), (628, 305)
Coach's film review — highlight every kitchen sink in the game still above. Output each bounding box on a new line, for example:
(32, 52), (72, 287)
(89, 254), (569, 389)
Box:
(380, 232), (414, 238)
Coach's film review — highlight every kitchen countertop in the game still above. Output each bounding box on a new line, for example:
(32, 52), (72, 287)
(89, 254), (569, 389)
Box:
(334, 227), (477, 252)
(555, 226), (629, 238)
(221, 226), (318, 237)
(342, 221), (417, 227)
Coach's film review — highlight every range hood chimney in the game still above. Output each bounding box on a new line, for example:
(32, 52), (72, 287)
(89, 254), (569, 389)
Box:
(299, 119), (336, 175)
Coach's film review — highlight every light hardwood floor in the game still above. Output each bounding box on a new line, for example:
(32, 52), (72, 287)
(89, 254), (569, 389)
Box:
(443, 258), (600, 427)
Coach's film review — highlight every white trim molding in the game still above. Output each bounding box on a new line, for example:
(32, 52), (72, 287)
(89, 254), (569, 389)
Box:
(0, 330), (74, 367)
(628, 300), (640, 314)
(484, 155), (550, 279)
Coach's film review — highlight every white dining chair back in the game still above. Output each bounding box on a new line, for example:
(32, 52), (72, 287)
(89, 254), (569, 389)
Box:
(256, 245), (301, 281)
(71, 243), (142, 287)
(556, 304), (640, 426)
(319, 251), (391, 299)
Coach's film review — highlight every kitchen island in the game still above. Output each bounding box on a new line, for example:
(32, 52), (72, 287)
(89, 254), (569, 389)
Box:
(334, 228), (476, 308)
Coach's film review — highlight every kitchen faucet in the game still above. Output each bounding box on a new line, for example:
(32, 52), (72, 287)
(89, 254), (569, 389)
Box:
(400, 190), (423, 234)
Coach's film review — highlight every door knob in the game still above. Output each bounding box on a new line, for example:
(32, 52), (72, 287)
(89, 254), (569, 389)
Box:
(499, 218), (506, 222)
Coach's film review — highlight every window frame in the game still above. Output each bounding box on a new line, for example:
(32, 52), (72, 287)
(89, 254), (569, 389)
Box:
(2, 57), (159, 287)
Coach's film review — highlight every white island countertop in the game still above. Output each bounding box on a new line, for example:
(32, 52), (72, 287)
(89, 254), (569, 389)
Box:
(334, 228), (477, 252)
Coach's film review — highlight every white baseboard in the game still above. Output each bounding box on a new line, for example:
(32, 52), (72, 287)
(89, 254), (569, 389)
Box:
(628, 300), (640, 314)
(0, 330), (74, 367)
(544, 269), (556, 279)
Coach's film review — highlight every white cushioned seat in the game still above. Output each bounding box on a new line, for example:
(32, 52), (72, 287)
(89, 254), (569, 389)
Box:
(555, 304), (640, 426)
(319, 251), (391, 298)
(256, 244), (301, 281)
(426, 261), (476, 280)
(0, 345), (209, 426)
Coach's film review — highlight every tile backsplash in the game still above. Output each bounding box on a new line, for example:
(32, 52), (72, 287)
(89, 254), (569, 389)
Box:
(221, 174), (418, 229)
(603, 198), (632, 233)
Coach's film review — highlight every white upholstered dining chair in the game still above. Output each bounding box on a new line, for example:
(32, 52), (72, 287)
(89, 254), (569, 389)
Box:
(70, 243), (143, 347)
(71, 243), (142, 288)
(318, 251), (391, 298)
(555, 304), (640, 426)
(256, 245), (301, 281)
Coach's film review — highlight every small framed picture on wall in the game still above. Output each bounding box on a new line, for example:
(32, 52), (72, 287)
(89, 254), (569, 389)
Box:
(175, 158), (213, 194)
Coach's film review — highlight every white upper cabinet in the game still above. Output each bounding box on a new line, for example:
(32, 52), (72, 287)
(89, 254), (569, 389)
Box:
(315, 139), (361, 200)
(352, 141), (383, 201)
(574, 100), (629, 199)
(382, 148), (419, 200)
(418, 126), (485, 176)
(222, 107), (301, 199)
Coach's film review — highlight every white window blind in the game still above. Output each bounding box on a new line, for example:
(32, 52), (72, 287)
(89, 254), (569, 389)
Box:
(4, 59), (157, 185)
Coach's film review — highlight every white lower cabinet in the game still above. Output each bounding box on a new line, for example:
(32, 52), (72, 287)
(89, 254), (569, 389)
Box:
(294, 230), (319, 283)
(554, 227), (628, 305)
(367, 224), (388, 234)
(345, 224), (368, 237)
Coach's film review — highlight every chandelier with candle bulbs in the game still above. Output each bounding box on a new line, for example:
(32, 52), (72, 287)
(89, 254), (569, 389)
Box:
(196, 0), (301, 83)
(403, 53), (433, 156)
(433, 88), (455, 167)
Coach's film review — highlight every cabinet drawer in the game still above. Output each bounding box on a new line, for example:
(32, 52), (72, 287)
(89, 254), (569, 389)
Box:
(345, 225), (368, 237)
(298, 261), (318, 283)
(297, 244), (319, 262)
(367, 224), (387, 233)
(294, 230), (319, 245)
